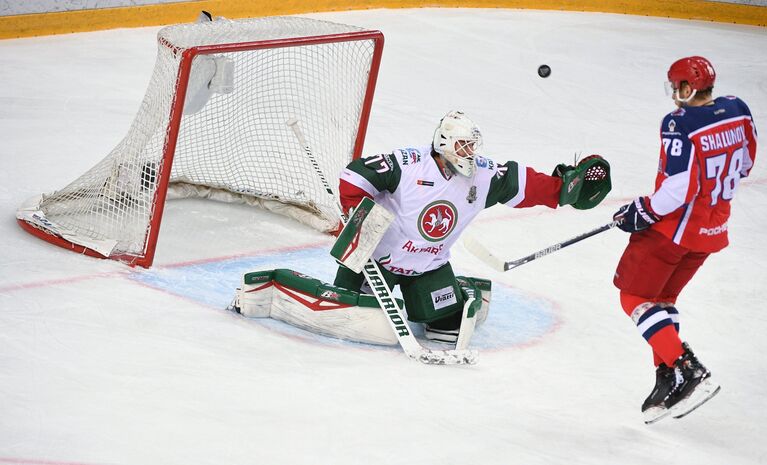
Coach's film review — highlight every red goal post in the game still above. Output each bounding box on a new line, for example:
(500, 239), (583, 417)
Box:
(17, 16), (384, 268)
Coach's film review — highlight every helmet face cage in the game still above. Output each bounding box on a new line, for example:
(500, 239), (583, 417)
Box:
(433, 110), (483, 177)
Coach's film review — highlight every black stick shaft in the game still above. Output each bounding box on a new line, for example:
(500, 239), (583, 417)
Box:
(504, 221), (618, 271)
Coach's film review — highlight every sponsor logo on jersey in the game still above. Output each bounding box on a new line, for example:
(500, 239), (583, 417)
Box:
(399, 150), (408, 165)
(417, 180), (434, 186)
(417, 200), (458, 242)
(475, 156), (488, 168)
(384, 265), (422, 276)
(431, 286), (457, 310)
(699, 222), (728, 236)
(400, 148), (421, 165)
(668, 119), (676, 132)
(401, 240), (444, 255)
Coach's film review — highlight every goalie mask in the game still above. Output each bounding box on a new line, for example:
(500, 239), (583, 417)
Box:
(433, 110), (483, 177)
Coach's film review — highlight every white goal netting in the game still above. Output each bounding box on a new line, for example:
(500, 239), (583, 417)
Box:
(17, 16), (382, 266)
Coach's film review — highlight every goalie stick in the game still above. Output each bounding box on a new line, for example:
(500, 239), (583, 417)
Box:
(287, 118), (477, 365)
(464, 221), (619, 272)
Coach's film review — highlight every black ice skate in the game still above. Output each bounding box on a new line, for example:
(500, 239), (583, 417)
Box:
(663, 343), (721, 420)
(642, 363), (675, 424)
(424, 312), (463, 344)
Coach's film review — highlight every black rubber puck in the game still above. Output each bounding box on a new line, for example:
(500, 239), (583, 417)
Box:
(538, 64), (551, 78)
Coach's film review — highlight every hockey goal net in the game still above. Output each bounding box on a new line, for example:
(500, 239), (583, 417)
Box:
(17, 16), (383, 267)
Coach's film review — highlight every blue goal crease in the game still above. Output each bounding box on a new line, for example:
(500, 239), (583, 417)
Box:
(126, 247), (558, 350)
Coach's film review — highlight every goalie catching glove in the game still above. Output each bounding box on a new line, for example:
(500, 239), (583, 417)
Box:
(553, 154), (611, 210)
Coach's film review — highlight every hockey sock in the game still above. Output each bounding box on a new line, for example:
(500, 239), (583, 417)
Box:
(658, 303), (680, 332)
(646, 325), (684, 367)
(654, 303), (679, 366)
(633, 305), (684, 366)
(621, 293), (683, 367)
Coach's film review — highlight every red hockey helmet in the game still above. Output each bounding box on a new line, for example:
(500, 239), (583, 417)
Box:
(667, 56), (716, 91)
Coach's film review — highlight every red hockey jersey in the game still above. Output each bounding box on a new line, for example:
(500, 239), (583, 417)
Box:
(649, 96), (757, 252)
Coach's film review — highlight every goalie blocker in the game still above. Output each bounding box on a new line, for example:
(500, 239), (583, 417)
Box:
(230, 268), (491, 347)
(330, 197), (394, 273)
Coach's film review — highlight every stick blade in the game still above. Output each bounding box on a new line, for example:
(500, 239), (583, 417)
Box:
(462, 235), (506, 272)
(415, 349), (478, 365)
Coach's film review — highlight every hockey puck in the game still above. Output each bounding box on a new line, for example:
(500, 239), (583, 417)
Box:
(538, 64), (551, 78)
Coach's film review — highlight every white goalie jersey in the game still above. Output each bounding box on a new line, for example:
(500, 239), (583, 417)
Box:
(338, 145), (562, 276)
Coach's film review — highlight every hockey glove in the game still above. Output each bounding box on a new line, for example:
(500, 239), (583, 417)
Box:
(614, 196), (660, 233)
(330, 197), (394, 273)
(555, 154), (612, 210)
(552, 163), (574, 178)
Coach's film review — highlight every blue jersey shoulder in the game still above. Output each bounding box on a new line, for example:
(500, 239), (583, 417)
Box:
(661, 96), (750, 136)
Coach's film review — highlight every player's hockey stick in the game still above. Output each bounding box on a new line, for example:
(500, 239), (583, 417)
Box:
(464, 221), (619, 272)
(288, 118), (477, 365)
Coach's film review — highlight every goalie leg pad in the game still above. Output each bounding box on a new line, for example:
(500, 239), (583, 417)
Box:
(457, 276), (492, 327)
(330, 197), (394, 274)
(424, 276), (492, 346)
(455, 276), (492, 348)
(232, 269), (400, 346)
(231, 270), (274, 317)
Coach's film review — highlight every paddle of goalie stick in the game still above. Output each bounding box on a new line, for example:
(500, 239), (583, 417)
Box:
(287, 118), (477, 365)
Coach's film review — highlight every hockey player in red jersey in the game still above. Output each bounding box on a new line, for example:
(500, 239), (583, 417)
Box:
(333, 110), (611, 344)
(613, 56), (758, 423)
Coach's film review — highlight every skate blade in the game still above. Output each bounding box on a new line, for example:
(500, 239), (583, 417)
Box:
(670, 378), (721, 420)
(643, 406), (673, 425)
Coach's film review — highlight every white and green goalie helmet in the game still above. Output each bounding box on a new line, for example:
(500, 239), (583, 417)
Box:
(432, 110), (483, 177)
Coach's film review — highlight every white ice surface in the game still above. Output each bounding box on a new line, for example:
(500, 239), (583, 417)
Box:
(1, 8), (766, 465)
